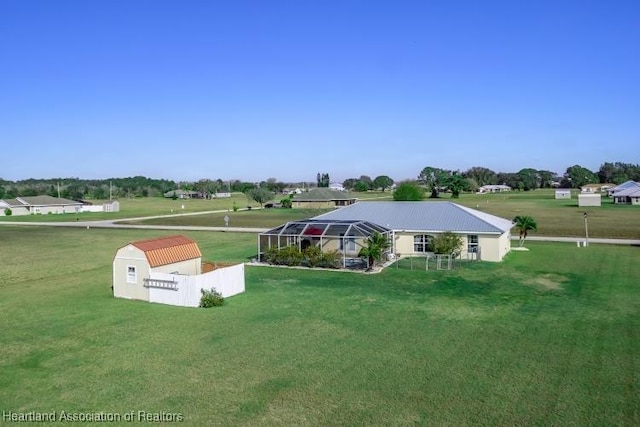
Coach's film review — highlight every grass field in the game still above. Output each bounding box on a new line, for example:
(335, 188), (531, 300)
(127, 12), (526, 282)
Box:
(122, 189), (640, 239)
(123, 208), (334, 228)
(1, 226), (638, 425)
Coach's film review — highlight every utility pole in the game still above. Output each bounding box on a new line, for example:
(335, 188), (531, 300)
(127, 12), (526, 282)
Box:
(583, 212), (589, 246)
(57, 182), (61, 198)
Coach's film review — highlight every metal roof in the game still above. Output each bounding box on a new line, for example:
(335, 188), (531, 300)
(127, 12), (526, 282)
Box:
(4, 196), (82, 206)
(612, 187), (640, 197)
(130, 235), (202, 268)
(262, 219), (390, 238)
(609, 181), (640, 193)
(313, 201), (513, 234)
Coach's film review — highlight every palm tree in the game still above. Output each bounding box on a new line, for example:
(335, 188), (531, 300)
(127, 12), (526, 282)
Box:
(513, 215), (537, 247)
(358, 232), (392, 268)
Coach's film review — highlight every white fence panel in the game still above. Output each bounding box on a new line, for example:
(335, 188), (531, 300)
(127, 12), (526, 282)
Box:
(148, 264), (245, 307)
(81, 205), (105, 213)
(199, 264), (245, 298)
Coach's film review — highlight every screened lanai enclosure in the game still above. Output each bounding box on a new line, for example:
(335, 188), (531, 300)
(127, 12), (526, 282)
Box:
(258, 219), (393, 268)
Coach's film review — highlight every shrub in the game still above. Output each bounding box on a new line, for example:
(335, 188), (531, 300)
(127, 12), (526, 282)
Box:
(264, 245), (340, 268)
(278, 245), (304, 266)
(232, 202), (239, 212)
(432, 231), (463, 257)
(318, 250), (341, 269)
(280, 197), (292, 209)
(304, 246), (323, 267)
(200, 288), (224, 308)
(4, 208), (11, 216)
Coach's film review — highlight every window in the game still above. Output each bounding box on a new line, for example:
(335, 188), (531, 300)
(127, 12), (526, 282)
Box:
(414, 235), (433, 253)
(126, 266), (137, 284)
(467, 235), (479, 253)
(340, 235), (356, 252)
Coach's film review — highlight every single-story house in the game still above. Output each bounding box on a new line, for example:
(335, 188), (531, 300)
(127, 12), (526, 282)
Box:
(578, 193), (601, 207)
(555, 189), (571, 199)
(580, 183), (615, 193)
(313, 201), (513, 262)
(291, 188), (357, 209)
(611, 185), (640, 205)
(0, 195), (83, 216)
(607, 180), (640, 197)
(113, 235), (244, 307)
(477, 185), (511, 193)
(164, 189), (199, 199)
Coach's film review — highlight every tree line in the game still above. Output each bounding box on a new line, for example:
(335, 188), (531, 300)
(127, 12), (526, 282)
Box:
(0, 162), (637, 201)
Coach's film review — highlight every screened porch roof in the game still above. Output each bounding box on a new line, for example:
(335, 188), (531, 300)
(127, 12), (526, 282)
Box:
(261, 219), (391, 238)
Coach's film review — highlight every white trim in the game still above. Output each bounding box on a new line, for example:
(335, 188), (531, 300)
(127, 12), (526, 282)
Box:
(126, 265), (137, 284)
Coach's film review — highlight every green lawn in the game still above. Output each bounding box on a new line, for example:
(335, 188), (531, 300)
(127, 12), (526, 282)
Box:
(1, 226), (638, 425)
(447, 189), (640, 238)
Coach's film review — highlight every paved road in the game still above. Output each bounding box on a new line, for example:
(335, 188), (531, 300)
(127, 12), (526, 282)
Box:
(1, 211), (639, 245)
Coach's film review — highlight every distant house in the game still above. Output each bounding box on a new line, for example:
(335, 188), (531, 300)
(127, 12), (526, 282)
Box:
(580, 183), (615, 194)
(291, 188), (357, 209)
(164, 189), (198, 199)
(578, 193), (601, 207)
(0, 195), (83, 216)
(607, 180), (640, 197)
(477, 185), (511, 193)
(329, 182), (345, 191)
(611, 182), (640, 205)
(555, 189), (571, 199)
(113, 235), (244, 307)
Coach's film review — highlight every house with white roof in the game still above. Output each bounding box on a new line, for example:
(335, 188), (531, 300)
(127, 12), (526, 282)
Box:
(607, 180), (640, 200)
(610, 181), (640, 205)
(312, 201), (514, 262)
(607, 181), (640, 205)
(0, 195), (83, 216)
(477, 184), (511, 194)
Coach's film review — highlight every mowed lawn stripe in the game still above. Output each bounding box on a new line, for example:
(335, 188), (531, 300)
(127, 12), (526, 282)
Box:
(0, 227), (638, 424)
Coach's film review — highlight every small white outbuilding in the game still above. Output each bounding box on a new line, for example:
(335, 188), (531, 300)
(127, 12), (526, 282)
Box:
(555, 189), (571, 199)
(113, 235), (244, 307)
(578, 193), (601, 207)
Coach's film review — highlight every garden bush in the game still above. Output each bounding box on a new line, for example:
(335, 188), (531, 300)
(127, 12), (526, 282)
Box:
(200, 288), (225, 308)
(264, 246), (341, 269)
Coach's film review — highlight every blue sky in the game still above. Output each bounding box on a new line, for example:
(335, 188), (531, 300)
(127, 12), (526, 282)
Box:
(1, 0), (638, 183)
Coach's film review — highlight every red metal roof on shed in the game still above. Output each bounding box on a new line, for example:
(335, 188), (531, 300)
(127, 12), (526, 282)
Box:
(131, 235), (202, 268)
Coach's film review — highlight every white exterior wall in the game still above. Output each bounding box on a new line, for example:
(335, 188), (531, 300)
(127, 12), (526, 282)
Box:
(113, 245), (151, 301)
(104, 201), (120, 212)
(477, 233), (510, 262)
(82, 205), (105, 213)
(578, 194), (601, 207)
(555, 190), (571, 199)
(148, 264), (245, 307)
(393, 231), (509, 262)
(0, 206), (29, 216)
